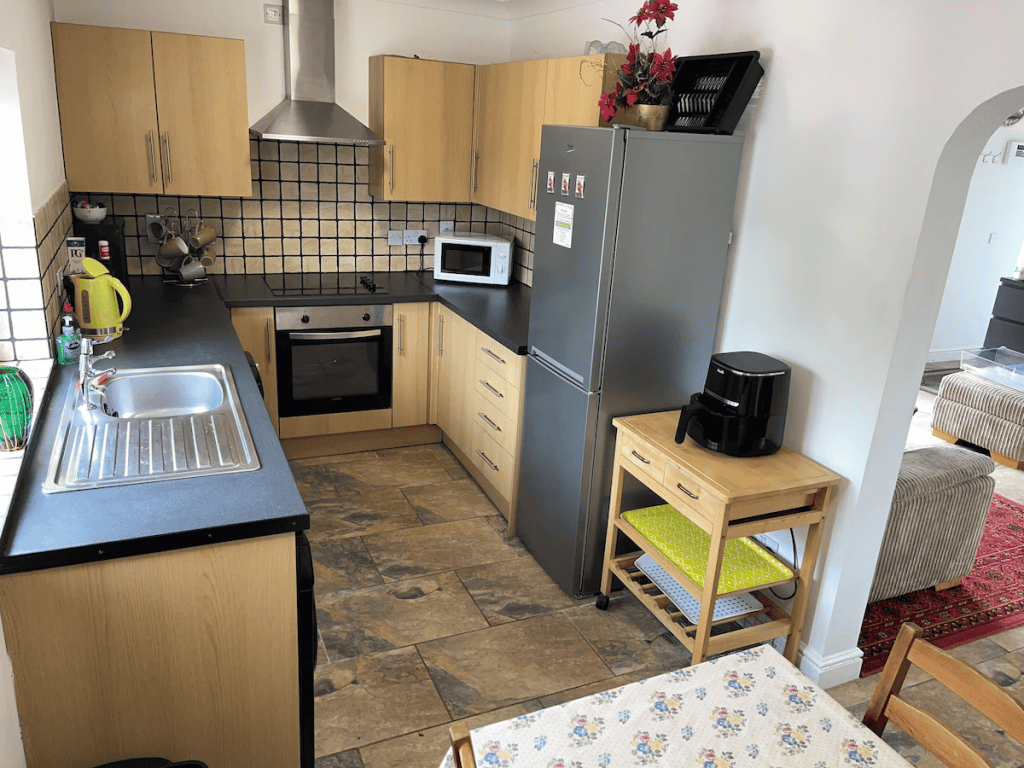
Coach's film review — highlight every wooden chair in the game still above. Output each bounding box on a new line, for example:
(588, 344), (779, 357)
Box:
(863, 622), (1024, 767)
(449, 722), (476, 768)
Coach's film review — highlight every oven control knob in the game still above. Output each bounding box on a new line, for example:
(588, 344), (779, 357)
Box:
(301, 315), (310, 324)
(362, 312), (371, 322)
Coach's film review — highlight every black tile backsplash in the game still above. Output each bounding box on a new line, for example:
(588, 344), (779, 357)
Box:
(74, 139), (536, 286)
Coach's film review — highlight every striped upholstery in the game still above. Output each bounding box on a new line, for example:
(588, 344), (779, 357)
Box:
(868, 445), (994, 603)
(932, 371), (1024, 460)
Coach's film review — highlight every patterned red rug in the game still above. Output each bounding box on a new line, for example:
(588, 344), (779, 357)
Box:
(858, 493), (1024, 676)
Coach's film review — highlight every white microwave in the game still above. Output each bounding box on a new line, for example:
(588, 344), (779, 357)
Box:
(433, 232), (512, 286)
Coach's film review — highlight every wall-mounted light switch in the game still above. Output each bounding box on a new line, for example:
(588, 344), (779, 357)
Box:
(387, 230), (403, 246)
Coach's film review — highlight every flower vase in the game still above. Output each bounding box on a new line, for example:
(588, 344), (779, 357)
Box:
(634, 104), (671, 131)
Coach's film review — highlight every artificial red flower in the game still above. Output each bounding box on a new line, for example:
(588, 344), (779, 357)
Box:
(647, 0), (678, 25)
(599, 91), (618, 122)
(625, 89), (639, 105)
(629, 2), (652, 25)
(650, 48), (676, 82)
(626, 42), (639, 65)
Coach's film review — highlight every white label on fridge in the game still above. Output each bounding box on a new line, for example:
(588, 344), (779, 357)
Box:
(553, 202), (574, 249)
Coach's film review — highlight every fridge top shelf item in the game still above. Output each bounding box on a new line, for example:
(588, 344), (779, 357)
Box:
(665, 50), (764, 135)
(961, 346), (1024, 391)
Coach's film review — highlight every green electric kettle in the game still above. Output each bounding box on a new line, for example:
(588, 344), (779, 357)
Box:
(69, 257), (132, 340)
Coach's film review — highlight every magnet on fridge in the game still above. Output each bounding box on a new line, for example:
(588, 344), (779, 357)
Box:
(575, 175), (585, 198)
(547, 171), (555, 193)
(561, 172), (571, 195)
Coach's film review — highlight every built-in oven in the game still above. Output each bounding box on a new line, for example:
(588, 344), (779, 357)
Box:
(276, 305), (393, 418)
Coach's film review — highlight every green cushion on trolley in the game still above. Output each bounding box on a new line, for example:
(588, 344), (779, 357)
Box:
(622, 504), (793, 593)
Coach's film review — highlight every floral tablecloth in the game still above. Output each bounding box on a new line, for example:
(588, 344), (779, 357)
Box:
(439, 645), (909, 767)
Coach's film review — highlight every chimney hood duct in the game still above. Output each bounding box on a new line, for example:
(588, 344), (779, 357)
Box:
(250, 0), (384, 145)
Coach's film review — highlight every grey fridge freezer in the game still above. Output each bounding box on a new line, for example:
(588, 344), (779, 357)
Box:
(516, 125), (744, 598)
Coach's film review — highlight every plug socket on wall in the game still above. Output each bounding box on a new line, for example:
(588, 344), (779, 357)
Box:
(403, 229), (427, 245)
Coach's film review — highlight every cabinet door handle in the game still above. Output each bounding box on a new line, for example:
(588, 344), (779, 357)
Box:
(480, 380), (504, 398)
(397, 314), (404, 356)
(631, 450), (650, 464)
(265, 318), (272, 361)
(162, 132), (173, 184)
(146, 131), (158, 184)
(471, 152), (479, 193)
(478, 412), (501, 431)
(529, 158), (538, 209)
(480, 346), (505, 365)
(388, 145), (394, 193)
(676, 483), (699, 500)
(437, 314), (444, 356)
(476, 449), (498, 471)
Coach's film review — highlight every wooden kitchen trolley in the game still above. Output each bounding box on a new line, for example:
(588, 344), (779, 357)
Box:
(600, 411), (841, 665)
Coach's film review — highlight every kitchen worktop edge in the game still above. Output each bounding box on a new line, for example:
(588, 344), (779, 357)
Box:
(211, 273), (531, 355)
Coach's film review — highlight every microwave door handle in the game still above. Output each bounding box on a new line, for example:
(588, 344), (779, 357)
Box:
(289, 330), (382, 341)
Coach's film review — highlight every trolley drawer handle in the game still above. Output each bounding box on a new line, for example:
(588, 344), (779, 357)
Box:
(478, 413), (501, 431)
(481, 347), (506, 365)
(480, 380), (504, 398)
(631, 450), (651, 465)
(476, 450), (498, 471)
(676, 483), (699, 500)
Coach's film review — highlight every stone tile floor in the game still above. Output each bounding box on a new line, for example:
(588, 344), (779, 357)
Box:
(302, 397), (1024, 767)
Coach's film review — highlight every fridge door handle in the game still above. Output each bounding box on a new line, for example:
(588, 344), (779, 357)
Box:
(531, 347), (587, 389)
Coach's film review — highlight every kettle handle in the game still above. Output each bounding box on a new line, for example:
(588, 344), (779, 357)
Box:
(674, 398), (707, 445)
(110, 277), (132, 323)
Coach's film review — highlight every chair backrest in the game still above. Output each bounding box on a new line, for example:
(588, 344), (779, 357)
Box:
(863, 622), (1024, 768)
(449, 722), (476, 768)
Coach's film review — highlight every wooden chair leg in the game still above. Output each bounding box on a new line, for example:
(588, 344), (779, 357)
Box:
(450, 722), (476, 768)
(934, 578), (961, 591)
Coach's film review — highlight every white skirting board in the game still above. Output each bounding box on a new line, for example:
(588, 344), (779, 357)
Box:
(798, 644), (865, 688)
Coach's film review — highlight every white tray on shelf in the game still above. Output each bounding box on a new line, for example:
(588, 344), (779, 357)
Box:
(634, 553), (763, 624)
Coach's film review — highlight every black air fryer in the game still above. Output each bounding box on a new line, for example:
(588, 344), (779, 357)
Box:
(674, 351), (791, 457)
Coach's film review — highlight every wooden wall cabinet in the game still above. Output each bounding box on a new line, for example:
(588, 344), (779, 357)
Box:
(393, 302), (432, 428)
(368, 56), (476, 202)
(230, 307), (278, 434)
(472, 53), (620, 220)
(51, 23), (251, 197)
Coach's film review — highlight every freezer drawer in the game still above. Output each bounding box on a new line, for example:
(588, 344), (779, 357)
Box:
(516, 356), (601, 596)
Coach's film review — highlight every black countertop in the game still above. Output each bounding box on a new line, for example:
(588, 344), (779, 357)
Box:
(0, 278), (308, 574)
(212, 272), (531, 355)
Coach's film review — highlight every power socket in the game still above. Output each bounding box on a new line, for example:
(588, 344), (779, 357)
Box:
(403, 229), (427, 245)
(387, 230), (403, 246)
(439, 220), (454, 234)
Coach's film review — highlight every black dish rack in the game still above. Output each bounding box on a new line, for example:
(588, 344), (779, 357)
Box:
(666, 51), (763, 135)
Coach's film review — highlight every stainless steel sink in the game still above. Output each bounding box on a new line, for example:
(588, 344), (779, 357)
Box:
(42, 363), (260, 493)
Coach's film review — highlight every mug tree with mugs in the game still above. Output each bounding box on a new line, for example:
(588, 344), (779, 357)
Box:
(153, 207), (216, 284)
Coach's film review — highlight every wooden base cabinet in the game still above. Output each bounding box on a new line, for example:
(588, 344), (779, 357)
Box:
(393, 302), (432, 428)
(0, 535), (300, 768)
(432, 305), (477, 450)
(230, 307), (278, 434)
(52, 23), (251, 197)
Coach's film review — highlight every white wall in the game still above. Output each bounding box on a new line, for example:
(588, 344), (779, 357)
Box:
(929, 125), (1024, 360)
(0, 0), (65, 213)
(509, 0), (1024, 684)
(53, 0), (512, 129)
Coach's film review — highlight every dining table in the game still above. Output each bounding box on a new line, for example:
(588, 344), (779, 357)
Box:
(439, 644), (911, 767)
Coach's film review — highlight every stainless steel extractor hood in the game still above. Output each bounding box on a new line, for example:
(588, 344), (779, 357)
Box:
(250, 0), (384, 145)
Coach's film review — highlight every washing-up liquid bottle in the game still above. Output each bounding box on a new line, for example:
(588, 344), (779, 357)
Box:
(56, 303), (82, 365)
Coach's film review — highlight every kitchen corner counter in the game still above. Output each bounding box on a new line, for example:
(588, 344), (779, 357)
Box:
(211, 272), (531, 355)
(0, 278), (308, 575)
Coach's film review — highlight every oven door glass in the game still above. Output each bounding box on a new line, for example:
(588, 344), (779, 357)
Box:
(277, 327), (393, 418)
(440, 244), (492, 277)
